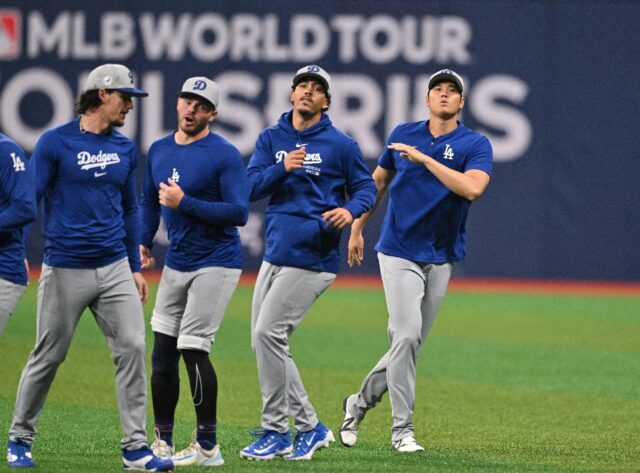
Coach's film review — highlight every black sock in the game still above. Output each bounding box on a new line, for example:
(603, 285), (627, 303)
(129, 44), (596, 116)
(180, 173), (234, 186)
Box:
(151, 332), (181, 446)
(181, 349), (218, 448)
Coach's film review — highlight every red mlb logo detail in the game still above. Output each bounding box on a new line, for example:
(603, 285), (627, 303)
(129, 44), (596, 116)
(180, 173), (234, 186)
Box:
(0, 10), (21, 60)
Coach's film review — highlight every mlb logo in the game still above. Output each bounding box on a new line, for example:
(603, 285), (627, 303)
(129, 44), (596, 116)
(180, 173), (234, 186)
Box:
(0, 10), (21, 60)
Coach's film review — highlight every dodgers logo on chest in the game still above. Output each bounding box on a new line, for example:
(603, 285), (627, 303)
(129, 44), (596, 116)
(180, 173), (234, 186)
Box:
(274, 148), (323, 176)
(77, 150), (121, 178)
(442, 144), (454, 161)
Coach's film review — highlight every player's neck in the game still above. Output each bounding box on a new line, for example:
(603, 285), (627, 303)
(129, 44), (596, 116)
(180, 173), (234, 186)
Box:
(291, 110), (322, 131)
(174, 128), (210, 145)
(428, 115), (458, 138)
(79, 113), (111, 134)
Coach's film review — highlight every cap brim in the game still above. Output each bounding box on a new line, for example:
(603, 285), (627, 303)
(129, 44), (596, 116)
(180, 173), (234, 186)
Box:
(178, 92), (216, 109)
(115, 87), (149, 97)
(293, 73), (329, 92)
(428, 75), (462, 93)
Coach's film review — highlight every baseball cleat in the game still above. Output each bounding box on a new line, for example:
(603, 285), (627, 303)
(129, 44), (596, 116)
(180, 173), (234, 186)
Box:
(392, 436), (425, 453)
(151, 428), (174, 460)
(240, 429), (292, 460)
(122, 445), (174, 471)
(7, 439), (35, 468)
(285, 420), (334, 461)
(172, 440), (224, 467)
(339, 394), (360, 447)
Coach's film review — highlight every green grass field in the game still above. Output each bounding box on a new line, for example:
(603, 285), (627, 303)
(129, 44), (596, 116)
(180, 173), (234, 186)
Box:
(1, 281), (639, 472)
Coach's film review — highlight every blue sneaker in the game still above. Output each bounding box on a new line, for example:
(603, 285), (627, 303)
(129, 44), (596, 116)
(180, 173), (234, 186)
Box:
(285, 421), (335, 461)
(239, 429), (292, 460)
(122, 446), (173, 471)
(7, 440), (34, 468)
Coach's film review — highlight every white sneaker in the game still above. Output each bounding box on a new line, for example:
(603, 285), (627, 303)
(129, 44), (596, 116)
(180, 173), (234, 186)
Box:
(151, 434), (174, 460)
(172, 440), (224, 467)
(339, 395), (359, 447)
(392, 436), (425, 453)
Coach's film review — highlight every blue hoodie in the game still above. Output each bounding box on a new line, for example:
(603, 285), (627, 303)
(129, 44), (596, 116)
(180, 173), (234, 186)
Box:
(248, 111), (376, 273)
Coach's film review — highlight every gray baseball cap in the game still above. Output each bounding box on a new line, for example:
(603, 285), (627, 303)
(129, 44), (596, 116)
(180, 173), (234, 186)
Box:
(293, 65), (331, 92)
(179, 77), (219, 109)
(428, 69), (464, 94)
(83, 64), (148, 97)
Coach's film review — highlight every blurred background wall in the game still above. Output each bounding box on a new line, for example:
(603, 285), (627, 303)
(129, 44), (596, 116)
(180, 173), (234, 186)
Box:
(1, 0), (638, 281)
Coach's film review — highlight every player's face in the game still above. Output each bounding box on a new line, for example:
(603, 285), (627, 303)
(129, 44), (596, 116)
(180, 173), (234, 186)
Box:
(426, 81), (464, 120)
(177, 96), (217, 137)
(104, 90), (134, 127)
(290, 80), (328, 120)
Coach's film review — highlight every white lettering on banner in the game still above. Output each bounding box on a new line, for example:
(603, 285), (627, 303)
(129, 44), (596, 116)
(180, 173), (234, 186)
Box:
(0, 68), (531, 163)
(27, 11), (136, 59)
(24, 11), (471, 64)
(330, 75), (384, 157)
(468, 75), (531, 163)
(0, 68), (73, 145)
(102, 12), (136, 59)
(139, 12), (192, 61)
(214, 72), (265, 155)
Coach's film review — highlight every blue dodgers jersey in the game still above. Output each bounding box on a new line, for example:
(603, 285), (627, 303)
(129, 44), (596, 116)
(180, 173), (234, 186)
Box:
(0, 134), (37, 285)
(34, 119), (141, 271)
(140, 132), (249, 271)
(376, 120), (493, 263)
(247, 111), (376, 273)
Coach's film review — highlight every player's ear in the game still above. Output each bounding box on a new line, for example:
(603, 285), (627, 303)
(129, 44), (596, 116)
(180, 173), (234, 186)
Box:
(208, 110), (218, 123)
(459, 95), (465, 110)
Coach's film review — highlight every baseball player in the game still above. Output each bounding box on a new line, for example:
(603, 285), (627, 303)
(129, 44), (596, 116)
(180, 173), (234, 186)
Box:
(240, 65), (376, 461)
(0, 133), (36, 336)
(140, 77), (249, 467)
(340, 69), (493, 452)
(6, 64), (173, 471)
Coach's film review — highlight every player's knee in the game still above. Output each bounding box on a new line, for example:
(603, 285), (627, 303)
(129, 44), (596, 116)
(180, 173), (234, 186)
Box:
(393, 334), (422, 350)
(252, 324), (283, 347)
(151, 349), (180, 375)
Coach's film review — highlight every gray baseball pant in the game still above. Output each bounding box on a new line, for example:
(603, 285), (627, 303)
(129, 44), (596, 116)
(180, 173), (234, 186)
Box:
(251, 262), (335, 433)
(9, 259), (149, 450)
(351, 253), (452, 442)
(152, 265), (242, 352)
(0, 278), (26, 336)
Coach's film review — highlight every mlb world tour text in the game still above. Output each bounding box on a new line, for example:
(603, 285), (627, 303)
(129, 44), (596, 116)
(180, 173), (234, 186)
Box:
(0, 10), (531, 162)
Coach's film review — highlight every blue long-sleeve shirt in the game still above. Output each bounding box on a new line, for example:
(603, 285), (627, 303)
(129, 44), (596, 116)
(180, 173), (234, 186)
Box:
(247, 111), (376, 273)
(33, 118), (142, 272)
(0, 134), (37, 285)
(140, 132), (249, 271)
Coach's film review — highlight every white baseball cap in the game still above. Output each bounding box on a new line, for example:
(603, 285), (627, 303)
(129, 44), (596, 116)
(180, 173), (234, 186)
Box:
(83, 64), (148, 97)
(293, 65), (331, 92)
(428, 69), (464, 94)
(179, 77), (219, 109)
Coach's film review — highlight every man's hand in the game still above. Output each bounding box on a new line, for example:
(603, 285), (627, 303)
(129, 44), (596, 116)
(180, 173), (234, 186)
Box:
(139, 245), (155, 271)
(322, 208), (353, 230)
(348, 232), (364, 267)
(388, 143), (428, 165)
(284, 147), (306, 172)
(159, 178), (185, 209)
(133, 272), (149, 304)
